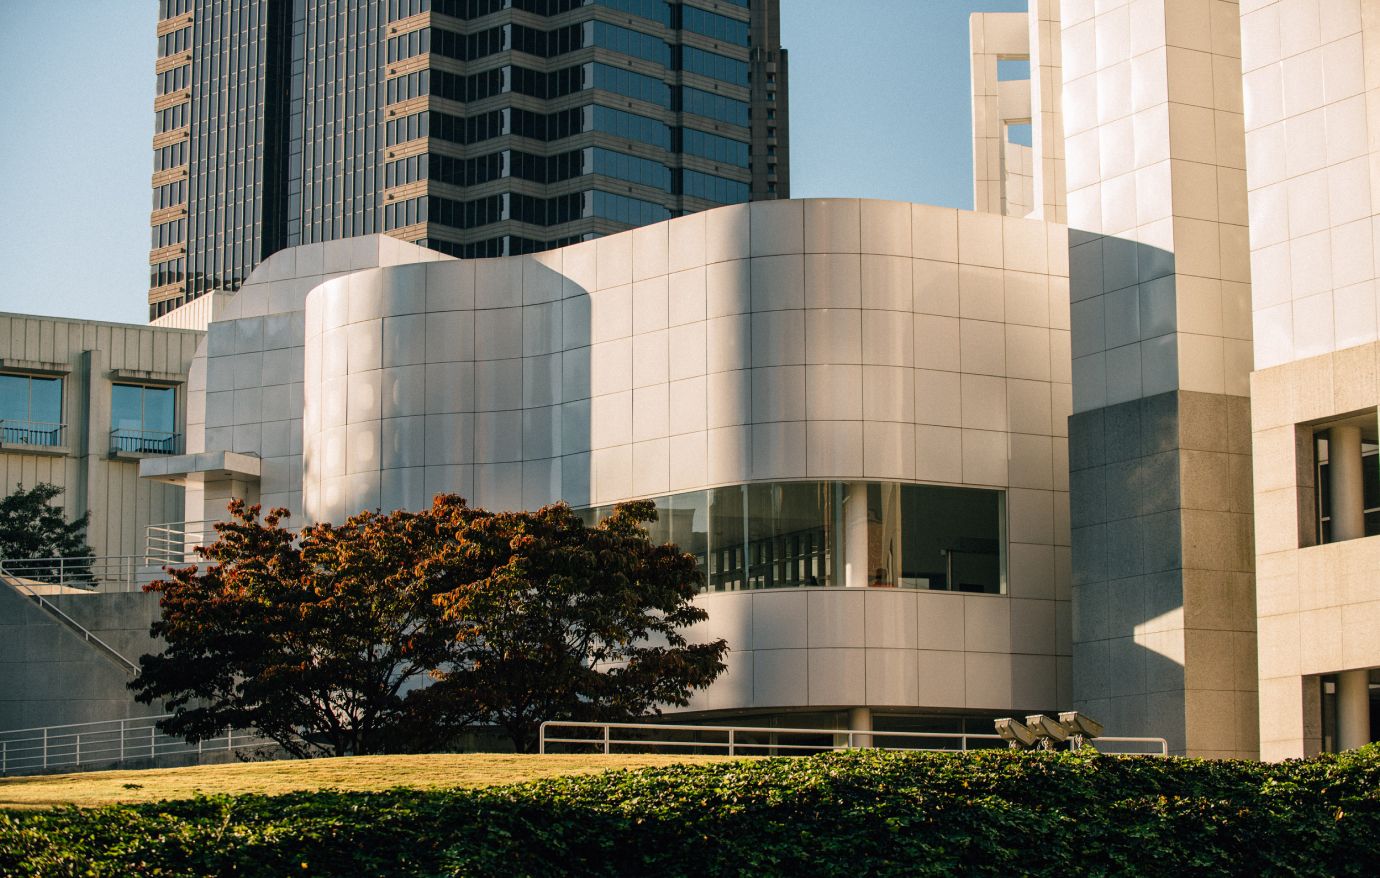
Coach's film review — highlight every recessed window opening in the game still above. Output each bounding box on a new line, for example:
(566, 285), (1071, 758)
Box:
(0, 373), (64, 446)
(112, 384), (178, 454)
(1313, 415), (1380, 544)
(996, 58), (1030, 81)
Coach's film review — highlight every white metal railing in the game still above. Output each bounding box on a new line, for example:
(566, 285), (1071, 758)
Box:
(0, 555), (149, 592)
(538, 721), (1170, 757)
(146, 520), (219, 565)
(0, 571), (139, 673)
(0, 714), (275, 776)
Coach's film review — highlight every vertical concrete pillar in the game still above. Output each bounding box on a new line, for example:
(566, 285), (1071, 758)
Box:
(1336, 669), (1372, 750)
(1329, 426), (1365, 542)
(848, 706), (873, 748)
(844, 482), (870, 587)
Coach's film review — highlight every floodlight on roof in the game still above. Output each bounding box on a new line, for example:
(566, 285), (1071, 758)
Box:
(1058, 711), (1104, 739)
(994, 717), (1037, 748)
(1025, 714), (1070, 742)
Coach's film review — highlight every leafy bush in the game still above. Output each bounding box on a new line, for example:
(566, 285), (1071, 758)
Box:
(3, 746), (1379, 877)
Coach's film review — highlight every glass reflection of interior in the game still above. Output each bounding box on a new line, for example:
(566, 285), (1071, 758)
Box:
(579, 481), (1006, 595)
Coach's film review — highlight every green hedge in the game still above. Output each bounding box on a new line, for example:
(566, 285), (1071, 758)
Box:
(4, 746), (1379, 877)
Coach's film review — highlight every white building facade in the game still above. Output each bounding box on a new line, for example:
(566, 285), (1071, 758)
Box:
(138, 200), (1073, 735)
(5, 0), (1380, 759)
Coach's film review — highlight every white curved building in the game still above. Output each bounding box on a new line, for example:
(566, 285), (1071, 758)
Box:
(140, 198), (1072, 735)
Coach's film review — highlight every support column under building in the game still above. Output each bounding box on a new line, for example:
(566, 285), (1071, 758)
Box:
(844, 483), (870, 588)
(848, 706), (873, 749)
(1337, 670), (1372, 751)
(1329, 426), (1365, 542)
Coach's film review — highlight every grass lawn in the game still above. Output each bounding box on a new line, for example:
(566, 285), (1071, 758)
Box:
(0, 752), (741, 809)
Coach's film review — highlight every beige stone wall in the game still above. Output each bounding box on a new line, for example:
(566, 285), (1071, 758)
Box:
(1251, 342), (1380, 759)
(0, 314), (201, 559)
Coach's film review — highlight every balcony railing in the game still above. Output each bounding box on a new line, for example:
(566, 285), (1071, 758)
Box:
(110, 428), (180, 455)
(0, 420), (65, 448)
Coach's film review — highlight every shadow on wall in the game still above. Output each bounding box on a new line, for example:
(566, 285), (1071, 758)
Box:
(1066, 232), (1257, 755)
(301, 255), (591, 522)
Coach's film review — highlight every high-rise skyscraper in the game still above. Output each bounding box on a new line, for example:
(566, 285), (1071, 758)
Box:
(147, 0), (788, 321)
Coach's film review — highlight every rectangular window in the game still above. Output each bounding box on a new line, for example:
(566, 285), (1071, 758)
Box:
(0, 374), (64, 447)
(111, 384), (178, 454)
(579, 481), (1006, 595)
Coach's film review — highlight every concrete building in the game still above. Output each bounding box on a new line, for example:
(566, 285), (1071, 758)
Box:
(0, 315), (200, 730)
(138, 199), (1073, 736)
(148, 0), (789, 321)
(0, 314), (200, 559)
(1241, 0), (1380, 760)
(6, 0), (1380, 760)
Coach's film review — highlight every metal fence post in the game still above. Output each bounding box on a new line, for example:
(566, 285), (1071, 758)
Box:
(227, 728), (233, 752)
(728, 728), (735, 757)
(120, 719), (126, 762)
(150, 724), (156, 759)
(603, 724), (610, 755)
(42, 728), (48, 770)
(2, 740), (6, 774)
(75, 733), (80, 766)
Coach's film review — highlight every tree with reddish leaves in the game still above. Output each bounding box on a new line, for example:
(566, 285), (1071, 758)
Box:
(131, 500), (461, 757)
(415, 496), (728, 753)
(131, 495), (727, 756)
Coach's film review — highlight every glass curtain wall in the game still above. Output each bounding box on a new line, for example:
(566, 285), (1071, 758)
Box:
(580, 481), (1005, 595)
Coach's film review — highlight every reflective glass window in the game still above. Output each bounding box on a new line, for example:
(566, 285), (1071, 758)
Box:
(579, 481), (1006, 595)
(111, 384), (178, 453)
(0, 374), (64, 446)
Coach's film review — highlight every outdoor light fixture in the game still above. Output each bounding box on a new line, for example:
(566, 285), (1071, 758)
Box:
(1059, 711), (1104, 751)
(1025, 714), (1070, 743)
(994, 717), (1037, 749)
(1058, 711), (1104, 739)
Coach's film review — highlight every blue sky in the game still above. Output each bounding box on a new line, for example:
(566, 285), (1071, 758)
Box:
(0, 0), (1027, 324)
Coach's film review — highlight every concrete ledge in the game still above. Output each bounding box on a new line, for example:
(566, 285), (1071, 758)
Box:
(140, 450), (261, 485)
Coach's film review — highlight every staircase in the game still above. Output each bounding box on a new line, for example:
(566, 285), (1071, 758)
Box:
(0, 567), (139, 674)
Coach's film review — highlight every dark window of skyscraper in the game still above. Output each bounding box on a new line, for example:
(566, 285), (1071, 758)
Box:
(592, 0), (670, 26)
(681, 128), (748, 166)
(590, 105), (672, 150)
(680, 46), (749, 87)
(590, 21), (670, 67)
(589, 190), (672, 225)
(590, 63), (670, 106)
(681, 169), (748, 204)
(679, 6), (749, 44)
(681, 87), (748, 126)
(158, 26), (192, 57)
(588, 148), (672, 191)
(157, 64), (191, 95)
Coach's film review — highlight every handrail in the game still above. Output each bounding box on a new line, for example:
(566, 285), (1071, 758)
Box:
(146, 519), (219, 565)
(538, 720), (1170, 757)
(110, 427), (181, 455)
(0, 713), (274, 776)
(0, 572), (139, 674)
(0, 419), (66, 448)
(0, 555), (148, 592)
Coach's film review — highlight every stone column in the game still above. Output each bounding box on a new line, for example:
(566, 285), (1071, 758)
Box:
(1329, 426), (1365, 542)
(844, 482), (870, 587)
(848, 706), (873, 748)
(1336, 669), (1372, 751)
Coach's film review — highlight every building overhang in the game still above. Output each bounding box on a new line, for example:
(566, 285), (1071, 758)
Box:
(139, 450), (261, 485)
